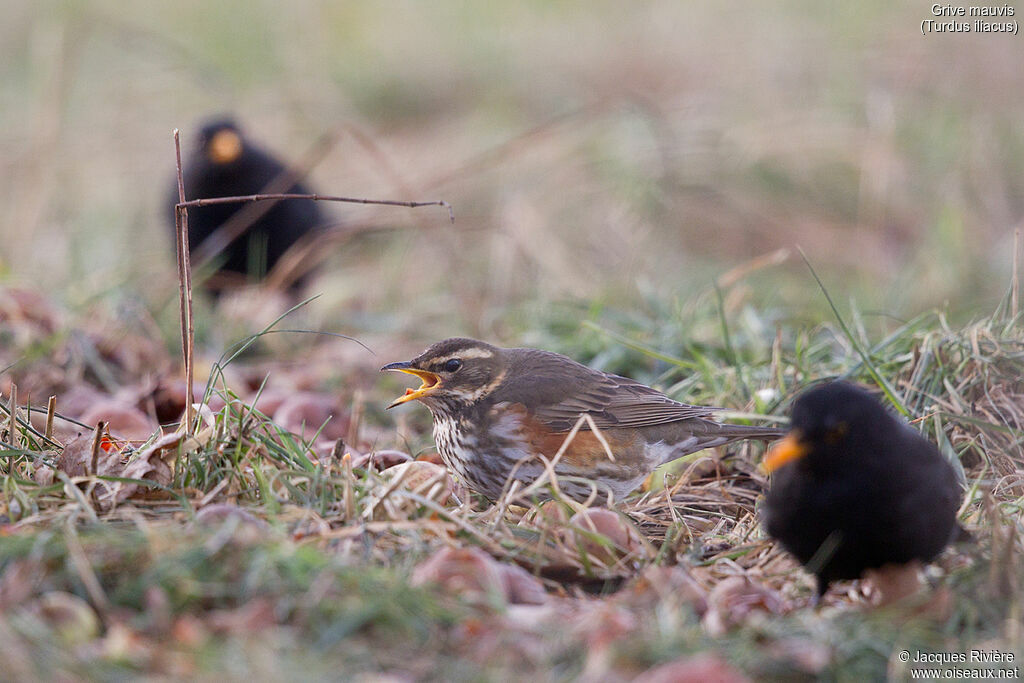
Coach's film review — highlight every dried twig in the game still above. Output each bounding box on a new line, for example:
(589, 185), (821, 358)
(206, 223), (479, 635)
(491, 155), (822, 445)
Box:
(421, 102), (606, 191)
(347, 389), (364, 449)
(89, 421), (106, 476)
(264, 218), (397, 291)
(173, 129), (195, 433)
(342, 452), (355, 521)
(186, 130), (342, 271)
(1013, 228), (1020, 319)
(171, 124), (453, 297)
(45, 395), (56, 442)
(340, 122), (420, 198)
(6, 384), (16, 447)
(64, 523), (112, 619)
(177, 192), (454, 222)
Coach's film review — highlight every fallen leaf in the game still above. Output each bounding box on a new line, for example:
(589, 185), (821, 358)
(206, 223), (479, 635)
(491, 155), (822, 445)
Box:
(412, 546), (545, 606)
(0, 559), (40, 609)
(147, 378), (227, 425)
(573, 601), (637, 679)
(171, 615), (208, 647)
(273, 391), (348, 440)
(31, 458), (57, 487)
(0, 287), (61, 334)
(623, 565), (708, 617)
(567, 508), (646, 565)
(863, 561), (924, 606)
(767, 637), (832, 675)
(243, 387), (290, 418)
(79, 399), (158, 442)
(702, 576), (788, 636)
(98, 621), (153, 665)
(497, 563), (548, 605)
(366, 461), (462, 519)
(414, 451), (444, 466)
(411, 546), (508, 607)
(57, 432), (121, 478)
(519, 500), (571, 528)
(352, 449), (413, 471)
(25, 591), (101, 646)
(633, 654), (752, 683)
(207, 598), (277, 634)
(193, 503), (270, 544)
(88, 432), (189, 509)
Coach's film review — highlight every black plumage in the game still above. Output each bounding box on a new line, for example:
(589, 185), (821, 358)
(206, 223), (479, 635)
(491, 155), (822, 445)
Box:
(761, 381), (964, 599)
(170, 118), (325, 292)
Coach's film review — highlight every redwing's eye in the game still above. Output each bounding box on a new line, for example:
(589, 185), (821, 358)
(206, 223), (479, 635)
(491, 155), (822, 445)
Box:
(443, 358), (463, 373)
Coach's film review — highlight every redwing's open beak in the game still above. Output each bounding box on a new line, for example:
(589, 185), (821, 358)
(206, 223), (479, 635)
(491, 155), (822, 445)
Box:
(762, 430), (809, 473)
(380, 361), (442, 409)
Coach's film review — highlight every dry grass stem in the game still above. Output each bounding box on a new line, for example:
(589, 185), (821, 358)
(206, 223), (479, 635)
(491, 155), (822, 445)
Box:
(173, 129), (195, 433)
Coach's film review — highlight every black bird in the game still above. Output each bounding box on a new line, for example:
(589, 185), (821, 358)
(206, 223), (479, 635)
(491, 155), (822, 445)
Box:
(170, 117), (325, 292)
(761, 381), (964, 601)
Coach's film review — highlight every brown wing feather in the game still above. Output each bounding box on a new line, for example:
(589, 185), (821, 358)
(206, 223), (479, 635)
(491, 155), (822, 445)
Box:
(490, 348), (716, 432)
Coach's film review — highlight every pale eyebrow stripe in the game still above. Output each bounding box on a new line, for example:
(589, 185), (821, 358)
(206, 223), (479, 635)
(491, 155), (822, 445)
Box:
(432, 347), (495, 362)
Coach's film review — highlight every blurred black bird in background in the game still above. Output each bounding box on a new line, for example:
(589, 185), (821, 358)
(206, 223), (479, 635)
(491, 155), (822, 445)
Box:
(760, 381), (965, 604)
(169, 117), (326, 294)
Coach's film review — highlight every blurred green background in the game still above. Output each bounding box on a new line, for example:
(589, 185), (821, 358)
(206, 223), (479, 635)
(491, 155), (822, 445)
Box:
(2, 6), (1022, 678)
(2, 1), (1021, 352)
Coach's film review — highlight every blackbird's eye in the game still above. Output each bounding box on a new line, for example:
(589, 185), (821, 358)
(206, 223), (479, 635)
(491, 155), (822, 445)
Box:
(443, 358), (463, 373)
(824, 421), (849, 444)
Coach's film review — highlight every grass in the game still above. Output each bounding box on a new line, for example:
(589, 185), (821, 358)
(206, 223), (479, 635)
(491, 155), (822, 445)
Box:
(0, 522), (464, 679)
(1, 267), (1022, 680)
(3, 1), (1024, 678)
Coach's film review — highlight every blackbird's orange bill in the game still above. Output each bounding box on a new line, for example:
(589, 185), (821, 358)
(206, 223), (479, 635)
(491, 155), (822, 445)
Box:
(381, 361), (442, 408)
(208, 129), (243, 164)
(763, 430), (809, 473)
